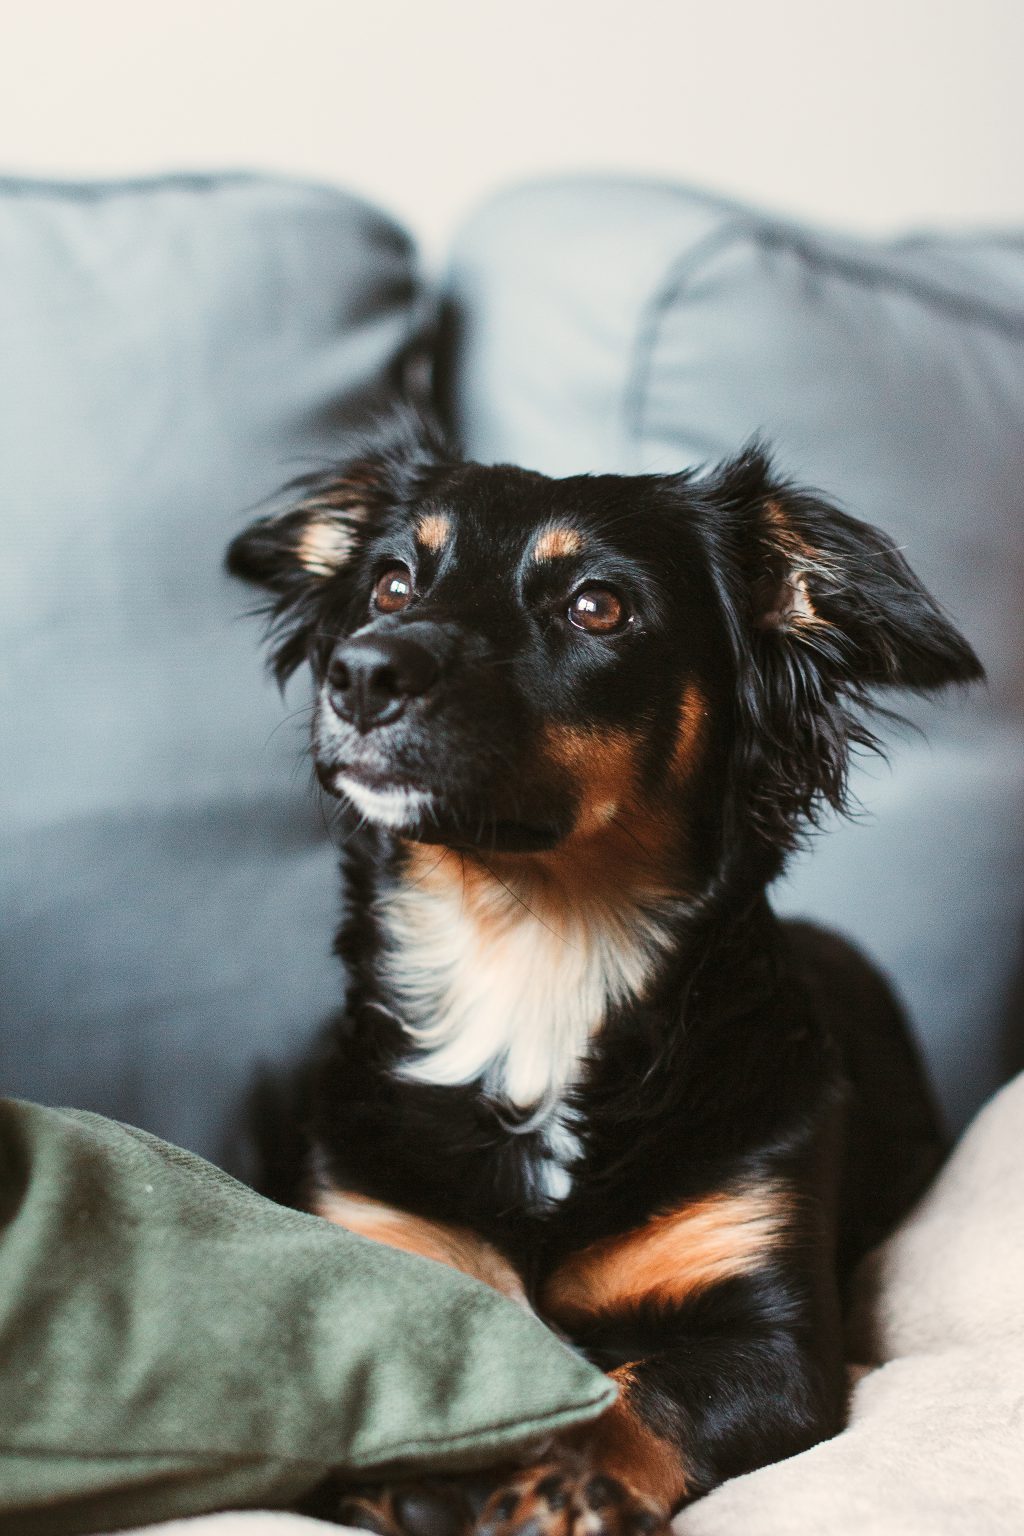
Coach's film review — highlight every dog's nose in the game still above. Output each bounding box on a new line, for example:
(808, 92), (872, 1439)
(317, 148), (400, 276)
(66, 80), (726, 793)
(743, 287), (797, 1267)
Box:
(325, 632), (440, 731)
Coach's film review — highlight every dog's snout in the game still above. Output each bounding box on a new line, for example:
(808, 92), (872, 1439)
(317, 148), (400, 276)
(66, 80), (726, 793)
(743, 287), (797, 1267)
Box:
(326, 632), (441, 731)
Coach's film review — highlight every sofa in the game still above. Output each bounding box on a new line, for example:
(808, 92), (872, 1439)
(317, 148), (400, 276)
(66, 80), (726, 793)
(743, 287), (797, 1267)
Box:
(1, 170), (1023, 1534)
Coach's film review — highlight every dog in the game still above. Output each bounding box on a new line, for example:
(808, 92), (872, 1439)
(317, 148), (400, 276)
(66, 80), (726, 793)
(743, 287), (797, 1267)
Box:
(227, 413), (982, 1535)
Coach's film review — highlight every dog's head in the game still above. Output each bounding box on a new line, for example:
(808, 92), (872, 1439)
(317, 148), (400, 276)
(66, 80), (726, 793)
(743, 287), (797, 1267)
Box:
(228, 418), (982, 892)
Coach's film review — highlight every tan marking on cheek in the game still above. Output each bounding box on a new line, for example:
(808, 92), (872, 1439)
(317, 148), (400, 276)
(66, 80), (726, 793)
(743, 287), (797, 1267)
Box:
(532, 524), (584, 563)
(296, 518), (355, 576)
(672, 682), (709, 782)
(415, 512), (452, 553)
(542, 1184), (790, 1324)
(400, 845), (515, 944)
(543, 723), (640, 837)
(311, 1186), (530, 1308)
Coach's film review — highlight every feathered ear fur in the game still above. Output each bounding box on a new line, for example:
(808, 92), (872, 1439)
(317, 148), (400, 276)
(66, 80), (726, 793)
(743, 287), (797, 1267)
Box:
(703, 444), (984, 853)
(225, 410), (449, 684)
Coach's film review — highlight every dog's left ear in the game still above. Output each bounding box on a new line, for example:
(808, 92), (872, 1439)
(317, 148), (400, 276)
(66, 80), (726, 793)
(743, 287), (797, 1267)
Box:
(704, 445), (984, 845)
(712, 445), (983, 690)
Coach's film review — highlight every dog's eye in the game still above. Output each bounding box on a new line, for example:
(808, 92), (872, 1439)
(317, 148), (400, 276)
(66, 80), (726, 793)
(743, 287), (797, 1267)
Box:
(373, 564), (414, 614)
(568, 586), (627, 634)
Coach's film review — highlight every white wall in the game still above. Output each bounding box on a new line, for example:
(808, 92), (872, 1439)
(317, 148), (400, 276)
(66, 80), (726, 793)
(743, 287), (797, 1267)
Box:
(2, 0), (1021, 256)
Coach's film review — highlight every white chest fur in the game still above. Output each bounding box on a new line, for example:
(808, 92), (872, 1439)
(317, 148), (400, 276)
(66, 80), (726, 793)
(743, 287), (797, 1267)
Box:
(383, 853), (678, 1114)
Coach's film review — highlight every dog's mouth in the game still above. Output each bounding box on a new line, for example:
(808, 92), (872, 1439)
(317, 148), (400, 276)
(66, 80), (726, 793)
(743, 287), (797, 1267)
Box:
(330, 771), (434, 831)
(317, 759), (563, 851)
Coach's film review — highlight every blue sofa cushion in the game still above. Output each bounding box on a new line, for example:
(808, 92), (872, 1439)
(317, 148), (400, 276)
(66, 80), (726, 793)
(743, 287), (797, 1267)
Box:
(0, 173), (426, 1179)
(443, 178), (1024, 1130)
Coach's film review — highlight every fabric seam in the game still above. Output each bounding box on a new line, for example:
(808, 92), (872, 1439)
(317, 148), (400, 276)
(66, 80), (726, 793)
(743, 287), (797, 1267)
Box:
(623, 214), (1024, 462)
(3, 1388), (615, 1468)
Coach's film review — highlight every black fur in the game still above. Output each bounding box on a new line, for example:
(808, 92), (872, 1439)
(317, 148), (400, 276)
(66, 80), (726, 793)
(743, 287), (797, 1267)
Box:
(228, 416), (981, 1516)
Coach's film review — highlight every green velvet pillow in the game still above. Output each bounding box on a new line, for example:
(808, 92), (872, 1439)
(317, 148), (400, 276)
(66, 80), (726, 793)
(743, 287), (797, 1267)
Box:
(0, 1100), (615, 1536)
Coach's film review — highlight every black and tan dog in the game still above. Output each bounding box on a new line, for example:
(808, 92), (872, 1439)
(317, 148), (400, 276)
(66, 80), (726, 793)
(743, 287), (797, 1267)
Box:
(228, 415), (981, 1535)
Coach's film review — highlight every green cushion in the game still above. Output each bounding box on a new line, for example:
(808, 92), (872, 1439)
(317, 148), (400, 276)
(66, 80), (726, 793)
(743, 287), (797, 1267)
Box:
(0, 1100), (615, 1536)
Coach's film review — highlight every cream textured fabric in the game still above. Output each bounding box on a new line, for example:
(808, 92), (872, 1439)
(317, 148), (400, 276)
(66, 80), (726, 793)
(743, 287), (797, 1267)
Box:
(675, 1071), (1024, 1535)
(115, 1519), (329, 1534)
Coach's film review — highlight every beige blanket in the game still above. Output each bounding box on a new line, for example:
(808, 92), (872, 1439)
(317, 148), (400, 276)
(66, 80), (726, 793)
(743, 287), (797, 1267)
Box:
(125, 1073), (1024, 1536)
(677, 1071), (1024, 1536)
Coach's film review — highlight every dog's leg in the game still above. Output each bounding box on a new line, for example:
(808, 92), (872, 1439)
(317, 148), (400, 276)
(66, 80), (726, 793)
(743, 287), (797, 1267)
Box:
(470, 1180), (842, 1534)
(311, 1184), (529, 1307)
(469, 1364), (678, 1536)
(309, 1183), (531, 1536)
(472, 1367), (676, 1536)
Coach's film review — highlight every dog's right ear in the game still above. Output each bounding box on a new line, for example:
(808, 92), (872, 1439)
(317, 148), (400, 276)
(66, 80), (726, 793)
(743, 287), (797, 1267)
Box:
(226, 466), (381, 594)
(225, 460), (389, 684)
(227, 412), (451, 683)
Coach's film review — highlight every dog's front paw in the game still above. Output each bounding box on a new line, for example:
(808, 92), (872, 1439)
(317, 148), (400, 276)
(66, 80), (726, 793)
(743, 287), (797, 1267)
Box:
(475, 1453), (669, 1536)
(331, 1480), (474, 1536)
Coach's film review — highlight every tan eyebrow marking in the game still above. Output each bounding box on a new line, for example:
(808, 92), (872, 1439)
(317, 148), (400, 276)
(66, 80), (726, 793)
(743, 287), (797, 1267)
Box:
(532, 524), (584, 562)
(415, 512), (452, 552)
(542, 1183), (791, 1324)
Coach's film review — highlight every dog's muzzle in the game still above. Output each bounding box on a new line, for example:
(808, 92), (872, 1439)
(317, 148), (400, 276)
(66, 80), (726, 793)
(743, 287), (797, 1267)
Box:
(325, 628), (446, 733)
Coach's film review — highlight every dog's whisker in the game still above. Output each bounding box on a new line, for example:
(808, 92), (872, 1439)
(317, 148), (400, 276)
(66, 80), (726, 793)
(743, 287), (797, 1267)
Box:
(608, 812), (657, 861)
(475, 854), (576, 949)
(405, 847), (452, 891)
(262, 702), (316, 751)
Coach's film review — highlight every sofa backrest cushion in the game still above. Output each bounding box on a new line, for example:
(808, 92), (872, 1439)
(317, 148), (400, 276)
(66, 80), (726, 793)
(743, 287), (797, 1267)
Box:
(0, 173), (425, 1179)
(442, 178), (1024, 1131)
